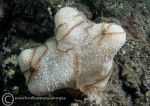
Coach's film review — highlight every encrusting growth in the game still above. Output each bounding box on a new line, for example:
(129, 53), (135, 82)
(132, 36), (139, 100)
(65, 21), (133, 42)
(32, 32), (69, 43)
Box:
(18, 7), (126, 96)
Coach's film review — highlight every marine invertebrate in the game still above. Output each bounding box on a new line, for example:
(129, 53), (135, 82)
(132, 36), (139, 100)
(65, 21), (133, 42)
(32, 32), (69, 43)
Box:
(18, 7), (126, 96)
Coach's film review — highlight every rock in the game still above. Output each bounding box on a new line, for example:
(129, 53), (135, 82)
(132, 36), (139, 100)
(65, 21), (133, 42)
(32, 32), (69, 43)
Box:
(0, 0), (4, 21)
(116, 36), (150, 105)
(3, 0), (54, 43)
(87, 0), (150, 105)
(1, 0), (150, 106)
(70, 103), (79, 106)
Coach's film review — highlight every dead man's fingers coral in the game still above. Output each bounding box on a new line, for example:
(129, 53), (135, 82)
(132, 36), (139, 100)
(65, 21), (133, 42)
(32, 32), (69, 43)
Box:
(18, 7), (126, 96)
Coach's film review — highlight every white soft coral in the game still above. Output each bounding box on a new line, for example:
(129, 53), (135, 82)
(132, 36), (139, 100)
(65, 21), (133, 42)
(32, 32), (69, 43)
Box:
(18, 7), (126, 96)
